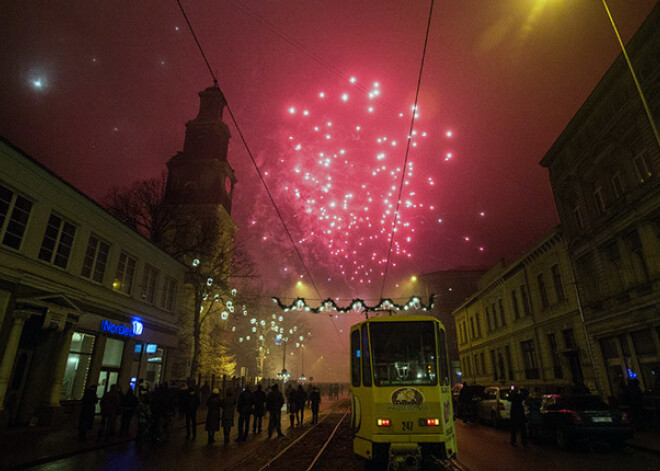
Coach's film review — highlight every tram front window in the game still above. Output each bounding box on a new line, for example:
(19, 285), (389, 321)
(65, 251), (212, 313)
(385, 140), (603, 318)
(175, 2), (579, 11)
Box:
(370, 321), (438, 386)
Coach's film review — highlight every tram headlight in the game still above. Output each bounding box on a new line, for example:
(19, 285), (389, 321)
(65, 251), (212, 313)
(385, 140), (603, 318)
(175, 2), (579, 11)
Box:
(376, 418), (391, 427)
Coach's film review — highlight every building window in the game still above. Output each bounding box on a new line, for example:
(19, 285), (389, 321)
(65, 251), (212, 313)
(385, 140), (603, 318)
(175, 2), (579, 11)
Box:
(161, 275), (177, 311)
(61, 332), (95, 400)
(599, 336), (618, 359)
(480, 352), (486, 377)
(625, 232), (650, 286)
(470, 317), (476, 340)
(498, 299), (506, 326)
(114, 251), (136, 295)
(491, 304), (498, 329)
(81, 234), (110, 283)
(475, 314), (482, 338)
(593, 186), (606, 215)
(631, 329), (656, 355)
(462, 321), (467, 344)
(520, 285), (530, 316)
(145, 345), (165, 387)
(574, 206), (585, 230)
(548, 333), (563, 379)
(551, 264), (566, 302)
(38, 213), (76, 268)
(0, 184), (32, 250)
(634, 153), (652, 182)
(485, 307), (492, 331)
(490, 350), (498, 380)
(140, 264), (159, 304)
(474, 354), (480, 376)
(611, 172), (625, 199)
(521, 340), (539, 379)
(505, 345), (514, 380)
(511, 290), (520, 320)
(563, 328), (576, 349)
(537, 273), (549, 310)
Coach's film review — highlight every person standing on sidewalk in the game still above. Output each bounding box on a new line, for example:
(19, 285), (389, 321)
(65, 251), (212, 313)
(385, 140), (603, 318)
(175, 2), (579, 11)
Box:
(252, 384), (266, 434)
(266, 384), (284, 438)
(78, 384), (98, 440)
(205, 388), (221, 444)
(98, 384), (122, 441)
(296, 384), (307, 426)
(120, 387), (138, 436)
(287, 384), (299, 429)
(310, 386), (321, 425)
(509, 386), (528, 446)
(237, 385), (254, 442)
(183, 383), (201, 440)
(221, 388), (237, 445)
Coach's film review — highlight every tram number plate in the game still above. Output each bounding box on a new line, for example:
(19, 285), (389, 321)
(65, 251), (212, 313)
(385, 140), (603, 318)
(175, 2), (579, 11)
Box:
(401, 421), (414, 431)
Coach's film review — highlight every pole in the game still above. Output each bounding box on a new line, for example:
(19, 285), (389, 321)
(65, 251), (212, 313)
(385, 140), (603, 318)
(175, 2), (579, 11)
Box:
(601, 0), (660, 151)
(282, 341), (287, 372)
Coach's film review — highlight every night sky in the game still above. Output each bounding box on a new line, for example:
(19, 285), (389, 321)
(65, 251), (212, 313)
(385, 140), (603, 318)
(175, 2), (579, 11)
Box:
(1, 1), (657, 379)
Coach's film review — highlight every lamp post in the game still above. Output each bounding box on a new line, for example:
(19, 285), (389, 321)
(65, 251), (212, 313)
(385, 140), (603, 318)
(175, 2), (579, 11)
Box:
(600, 0), (660, 150)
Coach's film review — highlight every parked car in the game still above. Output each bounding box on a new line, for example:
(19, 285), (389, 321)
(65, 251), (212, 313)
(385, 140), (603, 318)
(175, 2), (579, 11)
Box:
(476, 385), (527, 428)
(537, 395), (633, 449)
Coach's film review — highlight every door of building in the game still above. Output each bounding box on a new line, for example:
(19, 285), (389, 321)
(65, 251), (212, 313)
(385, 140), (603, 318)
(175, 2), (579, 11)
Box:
(95, 368), (120, 414)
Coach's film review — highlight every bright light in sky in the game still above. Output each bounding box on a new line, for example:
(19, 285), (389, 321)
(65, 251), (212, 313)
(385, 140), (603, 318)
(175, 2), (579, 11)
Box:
(30, 78), (44, 89)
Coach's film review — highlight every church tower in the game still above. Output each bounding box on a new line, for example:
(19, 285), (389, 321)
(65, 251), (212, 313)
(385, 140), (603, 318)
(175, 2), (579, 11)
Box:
(165, 85), (236, 213)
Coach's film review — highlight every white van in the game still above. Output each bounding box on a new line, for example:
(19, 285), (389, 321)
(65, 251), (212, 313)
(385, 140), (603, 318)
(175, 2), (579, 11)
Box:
(477, 386), (527, 428)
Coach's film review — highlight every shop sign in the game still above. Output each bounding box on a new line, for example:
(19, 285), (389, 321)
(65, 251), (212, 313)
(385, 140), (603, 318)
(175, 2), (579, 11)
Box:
(99, 319), (143, 337)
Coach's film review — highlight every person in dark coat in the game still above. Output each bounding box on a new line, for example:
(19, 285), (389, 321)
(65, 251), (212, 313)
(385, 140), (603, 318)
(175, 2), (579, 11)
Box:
(221, 389), (237, 445)
(287, 385), (299, 429)
(509, 387), (527, 446)
(205, 388), (221, 444)
(525, 388), (543, 441)
(266, 383), (285, 438)
(98, 384), (122, 440)
(237, 385), (254, 442)
(120, 387), (138, 436)
(296, 385), (307, 426)
(78, 385), (98, 440)
(624, 378), (644, 430)
(252, 384), (266, 434)
(310, 387), (321, 424)
(183, 384), (201, 439)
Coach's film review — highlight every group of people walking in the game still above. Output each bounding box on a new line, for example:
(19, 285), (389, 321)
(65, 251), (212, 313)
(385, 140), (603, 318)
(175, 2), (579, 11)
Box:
(78, 379), (326, 447)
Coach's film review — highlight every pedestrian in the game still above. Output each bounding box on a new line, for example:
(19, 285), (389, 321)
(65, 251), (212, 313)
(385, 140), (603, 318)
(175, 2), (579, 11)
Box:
(624, 378), (644, 430)
(237, 385), (254, 442)
(98, 384), (121, 441)
(78, 384), (97, 440)
(136, 394), (152, 445)
(458, 381), (471, 422)
(310, 386), (321, 424)
(183, 383), (201, 439)
(266, 383), (285, 438)
(221, 388), (237, 445)
(509, 386), (527, 446)
(252, 384), (266, 434)
(296, 384), (307, 426)
(525, 388), (543, 442)
(287, 384), (299, 429)
(200, 382), (210, 410)
(206, 388), (221, 444)
(120, 387), (138, 436)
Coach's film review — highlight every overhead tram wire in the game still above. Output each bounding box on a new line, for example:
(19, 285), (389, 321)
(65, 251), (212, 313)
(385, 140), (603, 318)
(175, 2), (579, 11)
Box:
(175, 0), (347, 350)
(379, 0), (435, 300)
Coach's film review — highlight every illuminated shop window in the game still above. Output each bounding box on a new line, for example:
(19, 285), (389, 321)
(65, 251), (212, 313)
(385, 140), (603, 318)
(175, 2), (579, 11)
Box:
(61, 332), (95, 400)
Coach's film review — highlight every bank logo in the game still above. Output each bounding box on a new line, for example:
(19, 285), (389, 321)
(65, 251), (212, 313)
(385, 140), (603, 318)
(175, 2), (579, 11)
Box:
(391, 388), (424, 405)
(132, 320), (144, 336)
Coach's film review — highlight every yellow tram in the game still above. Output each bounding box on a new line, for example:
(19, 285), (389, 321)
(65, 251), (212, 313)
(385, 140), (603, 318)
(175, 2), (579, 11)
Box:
(349, 315), (457, 469)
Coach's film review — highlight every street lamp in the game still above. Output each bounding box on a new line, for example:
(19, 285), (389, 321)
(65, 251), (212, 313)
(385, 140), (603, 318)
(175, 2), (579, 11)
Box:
(599, 0), (660, 151)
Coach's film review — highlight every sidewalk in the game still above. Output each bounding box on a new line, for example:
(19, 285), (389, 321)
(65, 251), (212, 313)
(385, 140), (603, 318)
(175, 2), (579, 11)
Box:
(626, 430), (660, 455)
(0, 396), (344, 470)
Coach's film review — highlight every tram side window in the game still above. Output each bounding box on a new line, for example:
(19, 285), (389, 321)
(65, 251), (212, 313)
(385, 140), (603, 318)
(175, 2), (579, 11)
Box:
(351, 330), (361, 387)
(437, 327), (450, 386)
(361, 324), (373, 387)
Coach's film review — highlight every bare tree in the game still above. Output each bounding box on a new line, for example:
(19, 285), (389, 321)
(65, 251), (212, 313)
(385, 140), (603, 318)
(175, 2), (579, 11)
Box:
(104, 177), (254, 381)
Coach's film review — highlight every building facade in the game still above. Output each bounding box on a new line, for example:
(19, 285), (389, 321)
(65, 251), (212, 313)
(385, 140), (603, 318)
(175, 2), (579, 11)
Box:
(420, 269), (485, 384)
(0, 137), (187, 428)
(452, 229), (597, 393)
(540, 4), (660, 399)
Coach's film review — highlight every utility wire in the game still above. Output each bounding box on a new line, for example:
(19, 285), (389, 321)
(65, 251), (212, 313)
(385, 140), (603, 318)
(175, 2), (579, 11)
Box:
(175, 0), (347, 350)
(379, 0), (435, 300)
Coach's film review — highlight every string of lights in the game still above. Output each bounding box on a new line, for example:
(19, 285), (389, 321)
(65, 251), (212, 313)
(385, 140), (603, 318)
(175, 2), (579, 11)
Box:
(272, 295), (435, 314)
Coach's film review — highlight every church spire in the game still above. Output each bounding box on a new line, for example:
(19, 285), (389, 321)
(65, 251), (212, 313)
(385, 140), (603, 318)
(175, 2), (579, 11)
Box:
(165, 86), (236, 213)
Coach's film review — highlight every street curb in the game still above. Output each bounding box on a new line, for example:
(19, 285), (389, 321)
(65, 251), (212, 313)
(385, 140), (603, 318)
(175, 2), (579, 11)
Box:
(626, 442), (660, 456)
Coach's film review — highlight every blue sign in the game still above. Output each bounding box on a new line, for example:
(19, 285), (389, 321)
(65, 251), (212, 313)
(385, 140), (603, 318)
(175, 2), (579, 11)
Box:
(100, 319), (143, 337)
(146, 344), (158, 353)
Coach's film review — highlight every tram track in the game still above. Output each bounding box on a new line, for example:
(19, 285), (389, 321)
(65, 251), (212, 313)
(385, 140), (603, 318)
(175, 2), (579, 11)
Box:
(254, 400), (350, 471)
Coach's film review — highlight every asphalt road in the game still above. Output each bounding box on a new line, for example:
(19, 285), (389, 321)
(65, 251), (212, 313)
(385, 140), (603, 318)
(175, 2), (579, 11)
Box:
(453, 419), (660, 471)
